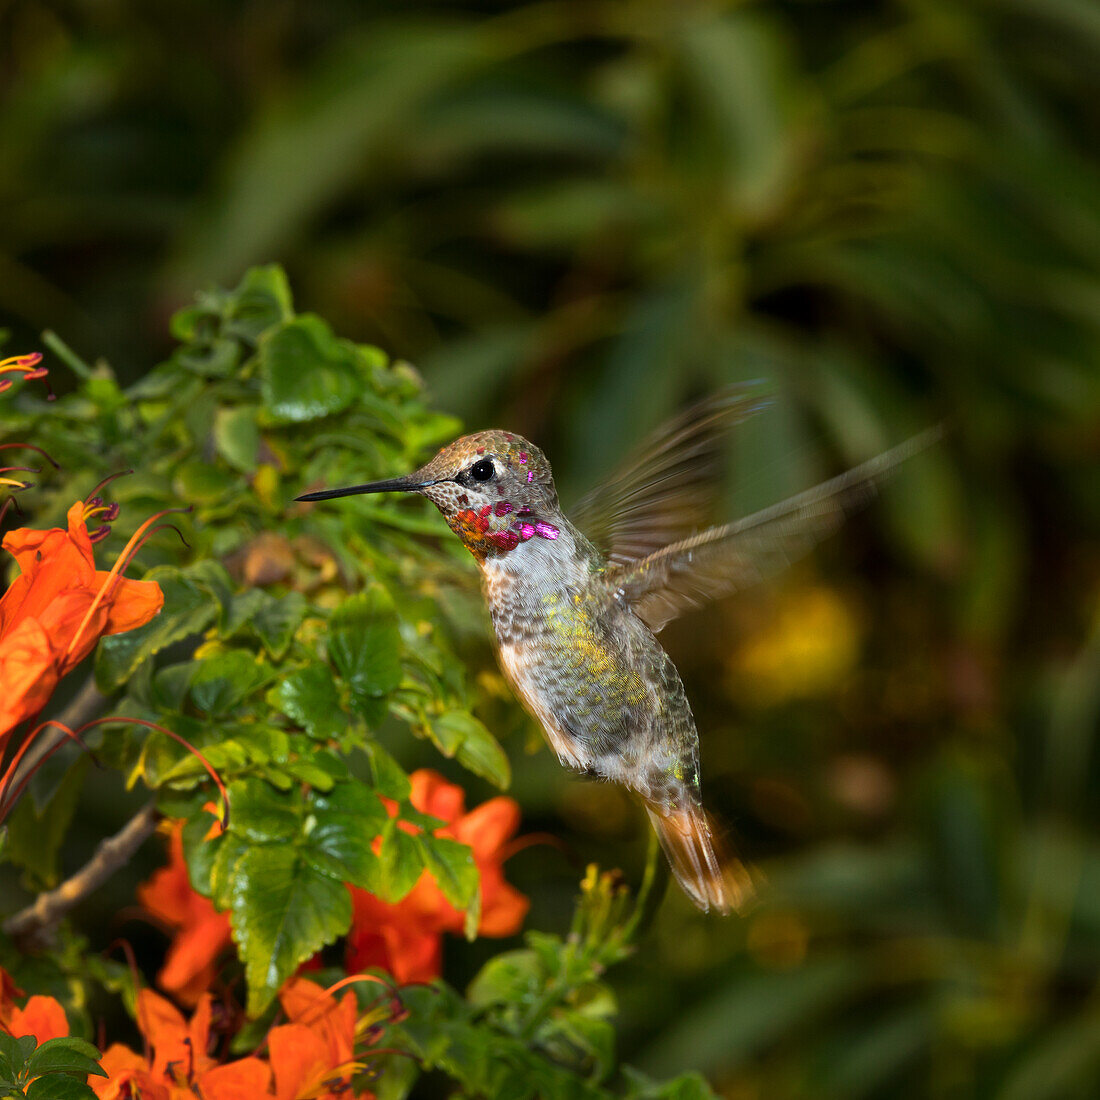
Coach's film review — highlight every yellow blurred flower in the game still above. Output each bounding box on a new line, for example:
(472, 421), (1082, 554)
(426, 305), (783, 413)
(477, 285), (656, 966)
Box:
(730, 585), (861, 706)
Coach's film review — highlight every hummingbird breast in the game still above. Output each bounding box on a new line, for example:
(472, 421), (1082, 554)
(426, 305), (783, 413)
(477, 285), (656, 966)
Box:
(481, 523), (700, 810)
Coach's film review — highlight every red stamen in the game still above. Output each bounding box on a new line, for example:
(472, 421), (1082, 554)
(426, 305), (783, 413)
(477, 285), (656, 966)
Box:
(84, 469), (134, 503)
(80, 717), (229, 829)
(102, 939), (148, 1059)
(0, 720), (99, 822)
(0, 442), (59, 468)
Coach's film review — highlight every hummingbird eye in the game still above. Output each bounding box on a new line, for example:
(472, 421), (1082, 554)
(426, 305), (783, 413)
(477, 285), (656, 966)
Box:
(469, 458), (495, 482)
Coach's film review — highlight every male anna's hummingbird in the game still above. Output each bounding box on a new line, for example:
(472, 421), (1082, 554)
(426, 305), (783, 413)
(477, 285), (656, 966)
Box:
(297, 392), (935, 913)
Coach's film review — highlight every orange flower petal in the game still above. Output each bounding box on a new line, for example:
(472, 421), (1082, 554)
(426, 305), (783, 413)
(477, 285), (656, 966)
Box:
(6, 994), (69, 1043)
(94, 573), (165, 635)
(268, 1022), (332, 1100)
(408, 769), (465, 824)
(200, 1057), (272, 1100)
(138, 822), (232, 1005)
(0, 501), (164, 723)
(135, 988), (189, 1076)
(451, 797), (521, 860)
(0, 615), (59, 737)
(346, 773), (528, 981)
(478, 880), (530, 936)
(279, 978), (357, 1068)
(90, 1044), (164, 1100)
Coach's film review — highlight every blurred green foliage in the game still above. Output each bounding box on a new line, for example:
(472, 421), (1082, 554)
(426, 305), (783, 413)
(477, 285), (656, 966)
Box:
(2, 0), (1100, 1097)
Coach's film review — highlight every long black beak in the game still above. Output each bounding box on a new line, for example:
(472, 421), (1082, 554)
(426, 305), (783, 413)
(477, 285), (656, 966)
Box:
(295, 476), (429, 502)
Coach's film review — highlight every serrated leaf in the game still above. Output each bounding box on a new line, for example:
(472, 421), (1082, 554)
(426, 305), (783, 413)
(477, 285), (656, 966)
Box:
(26, 1037), (105, 1079)
(310, 782), (388, 890)
(227, 778), (301, 843)
(181, 811), (223, 896)
(228, 844), (351, 1016)
(260, 314), (364, 422)
(419, 834), (478, 912)
(328, 585), (402, 712)
(210, 832), (249, 911)
(377, 818), (425, 903)
(268, 665), (346, 739)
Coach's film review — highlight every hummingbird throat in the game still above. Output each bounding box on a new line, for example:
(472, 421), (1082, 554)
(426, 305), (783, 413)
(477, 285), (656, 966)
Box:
(448, 499), (559, 559)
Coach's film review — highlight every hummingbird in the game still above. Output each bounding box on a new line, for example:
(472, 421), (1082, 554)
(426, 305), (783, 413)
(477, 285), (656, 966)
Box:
(297, 392), (936, 913)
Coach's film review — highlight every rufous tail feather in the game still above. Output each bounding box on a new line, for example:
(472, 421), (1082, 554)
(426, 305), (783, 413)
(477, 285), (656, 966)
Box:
(645, 802), (754, 914)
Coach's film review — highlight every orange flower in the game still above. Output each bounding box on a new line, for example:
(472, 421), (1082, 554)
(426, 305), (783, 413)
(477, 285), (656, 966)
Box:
(0, 500), (164, 738)
(268, 978), (364, 1100)
(137, 819), (233, 1004)
(89, 982), (373, 1100)
(91, 990), (272, 1100)
(0, 967), (71, 1045)
(346, 769), (528, 982)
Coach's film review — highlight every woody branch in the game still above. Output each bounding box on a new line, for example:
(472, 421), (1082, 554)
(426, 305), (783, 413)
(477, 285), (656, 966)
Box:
(3, 799), (158, 941)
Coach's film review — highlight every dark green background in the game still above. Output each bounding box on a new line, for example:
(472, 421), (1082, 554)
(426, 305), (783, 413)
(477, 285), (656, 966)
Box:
(2, 1), (1100, 1096)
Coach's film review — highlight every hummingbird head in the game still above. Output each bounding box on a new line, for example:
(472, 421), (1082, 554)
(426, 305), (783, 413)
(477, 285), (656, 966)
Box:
(296, 430), (563, 562)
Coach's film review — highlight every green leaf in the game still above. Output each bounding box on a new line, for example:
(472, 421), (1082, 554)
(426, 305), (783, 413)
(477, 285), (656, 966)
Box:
(622, 1067), (718, 1100)
(366, 742), (411, 801)
(26, 1037), (106, 1080)
(215, 405), (261, 472)
(468, 950), (542, 1009)
(25, 1073), (101, 1098)
(259, 315), (364, 423)
(419, 834), (478, 912)
(0, 1031), (24, 1084)
(182, 810), (223, 896)
(173, 459), (239, 504)
(229, 844), (351, 1016)
(210, 832), (250, 911)
(249, 592), (307, 660)
(228, 778), (301, 843)
(95, 561), (231, 690)
(327, 585), (402, 712)
(431, 710), (511, 789)
(307, 782), (387, 889)
(4, 758), (88, 890)
(176, 335), (240, 378)
(190, 650), (271, 715)
(269, 665), (345, 738)
(377, 817), (425, 903)
(225, 265), (295, 342)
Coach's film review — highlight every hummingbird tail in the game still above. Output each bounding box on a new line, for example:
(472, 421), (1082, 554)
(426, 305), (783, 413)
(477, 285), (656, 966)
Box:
(645, 802), (754, 915)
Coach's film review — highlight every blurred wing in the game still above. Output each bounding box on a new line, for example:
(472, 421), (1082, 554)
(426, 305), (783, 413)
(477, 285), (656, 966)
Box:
(570, 385), (771, 568)
(611, 428), (942, 633)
